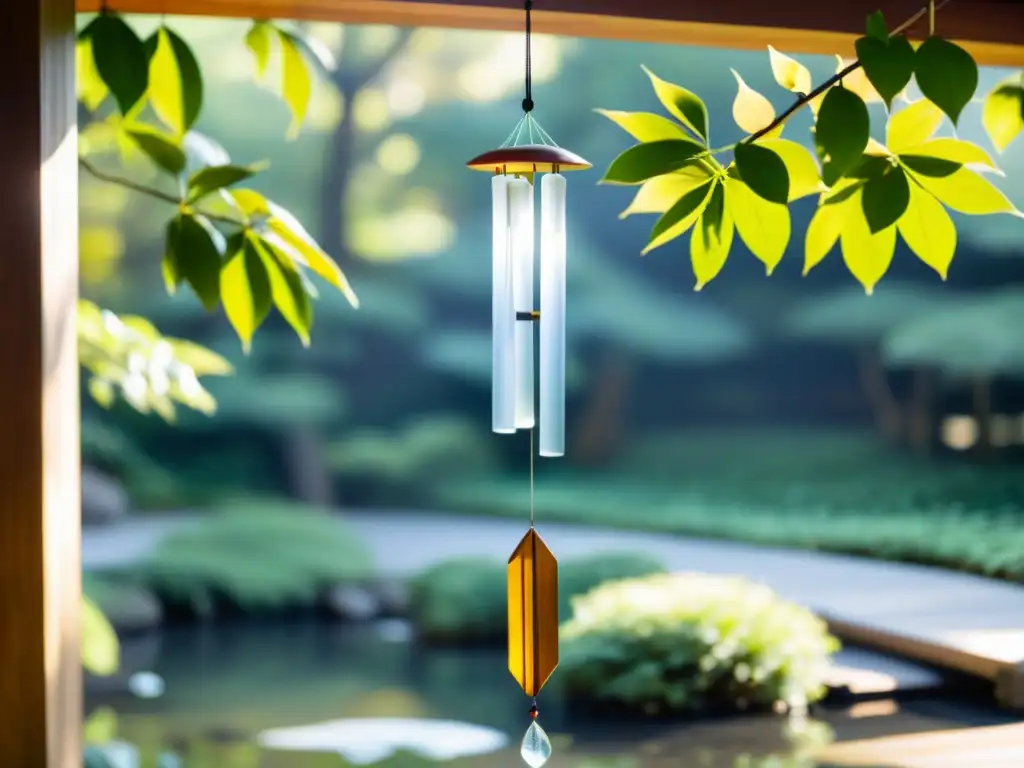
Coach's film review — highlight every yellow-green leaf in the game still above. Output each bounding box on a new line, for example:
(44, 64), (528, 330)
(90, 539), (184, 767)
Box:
(982, 75), (1024, 153)
(88, 377), (116, 409)
(758, 138), (822, 201)
(278, 30), (312, 140)
(727, 179), (791, 275)
(835, 55), (882, 105)
(595, 109), (690, 142)
(840, 197), (897, 294)
(255, 235), (314, 345)
(267, 204), (359, 307)
(909, 166), (1020, 217)
(81, 595), (119, 677)
(804, 196), (853, 275)
(886, 99), (944, 153)
(167, 213), (224, 309)
(643, 179), (715, 255)
(602, 139), (707, 185)
(221, 234), (272, 352)
(167, 339), (234, 376)
(731, 69), (777, 135)
(246, 21), (273, 78)
(619, 166), (713, 218)
(898, 137), (999, 172)
(147, 26), (203, 136)
(641, 65), (709, 143)
(898, 179), (956, 279)
(767, 46), (811, 94)
(187, 163), (267, 203)
(690, 181), (733, 290)
(76, 37), (108, 111)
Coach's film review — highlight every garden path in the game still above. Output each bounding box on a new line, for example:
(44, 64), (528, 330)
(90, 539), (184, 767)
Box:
(83, 510), (1024, 699)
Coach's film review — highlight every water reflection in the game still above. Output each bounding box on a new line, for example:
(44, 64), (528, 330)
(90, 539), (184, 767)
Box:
(85, 623), (1015, 768)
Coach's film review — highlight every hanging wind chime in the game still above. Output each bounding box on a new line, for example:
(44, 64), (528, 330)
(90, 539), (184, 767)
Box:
(466, 2), (590, 766)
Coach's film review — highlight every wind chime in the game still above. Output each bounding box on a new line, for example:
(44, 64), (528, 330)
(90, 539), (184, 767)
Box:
(466, 2), (590, 766)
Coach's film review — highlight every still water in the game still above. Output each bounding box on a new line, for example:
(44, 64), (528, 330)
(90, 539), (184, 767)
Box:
(86, 621), (1011, 768)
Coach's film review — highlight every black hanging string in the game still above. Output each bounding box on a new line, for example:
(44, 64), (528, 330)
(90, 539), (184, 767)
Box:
(522, 0), (534, 113)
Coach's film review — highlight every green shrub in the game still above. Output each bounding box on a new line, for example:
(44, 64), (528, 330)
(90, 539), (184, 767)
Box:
(114, 498), (373, 614)
(410, 552), (666, 644)
(560, 573), (839, 716)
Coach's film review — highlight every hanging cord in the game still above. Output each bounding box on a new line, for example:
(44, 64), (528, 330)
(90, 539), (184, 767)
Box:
(529, 427), (536, 528)
(522, 0), (534, 113)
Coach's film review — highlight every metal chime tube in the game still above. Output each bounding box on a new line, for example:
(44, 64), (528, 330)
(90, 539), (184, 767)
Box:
(509, 176), (536, 429)
(492, 174), (516, 434)
(538, 173), (566, 457)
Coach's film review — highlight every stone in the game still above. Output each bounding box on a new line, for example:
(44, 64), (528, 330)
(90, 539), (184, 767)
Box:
(81, 466), (129, 526)
(324, 584), (380, 621)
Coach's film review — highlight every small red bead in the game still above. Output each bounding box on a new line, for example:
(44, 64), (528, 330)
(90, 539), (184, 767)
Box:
(529, 705), (539, 719)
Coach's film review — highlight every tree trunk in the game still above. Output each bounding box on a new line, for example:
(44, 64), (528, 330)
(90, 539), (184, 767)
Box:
(570, 349), (631, 466)
(856, 344), (902, 443)
(972, 376), (993, 458)
(907, 367), (934, 455)
(282, 427), (334, 507)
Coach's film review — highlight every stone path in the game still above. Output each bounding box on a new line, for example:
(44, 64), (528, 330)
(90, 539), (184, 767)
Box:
(83, 510), (1024, 700)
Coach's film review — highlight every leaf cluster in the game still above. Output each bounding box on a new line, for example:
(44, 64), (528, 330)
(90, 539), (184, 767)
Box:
(77, 13), (356, 350)
(600, 10), (1024, 293)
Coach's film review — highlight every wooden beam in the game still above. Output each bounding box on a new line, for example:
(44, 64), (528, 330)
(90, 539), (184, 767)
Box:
(75, 0), (1024, 65)
(0, 0), (81, 762)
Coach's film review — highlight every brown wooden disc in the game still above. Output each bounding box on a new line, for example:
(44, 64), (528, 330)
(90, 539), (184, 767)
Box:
(467, 144), (591, 173)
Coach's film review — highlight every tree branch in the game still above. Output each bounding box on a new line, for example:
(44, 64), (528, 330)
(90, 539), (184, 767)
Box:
(78, 157), (245, 227)
(745, 0), (954, 144)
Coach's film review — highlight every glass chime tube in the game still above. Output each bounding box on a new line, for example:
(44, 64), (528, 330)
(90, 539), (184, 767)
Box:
(508, 176), (535, 429)
(538, 173), (566, 458)
(492, 174), (516, 434)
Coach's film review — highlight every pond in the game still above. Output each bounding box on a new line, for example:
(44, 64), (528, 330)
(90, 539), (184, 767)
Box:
(85, 621), (1013, 768)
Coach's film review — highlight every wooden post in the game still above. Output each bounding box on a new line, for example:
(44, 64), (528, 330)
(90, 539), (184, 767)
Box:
(0, 0), (81, 763)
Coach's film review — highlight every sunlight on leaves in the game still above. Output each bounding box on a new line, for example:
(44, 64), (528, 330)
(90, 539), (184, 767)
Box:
(757, 139), (822, 201)
(767, 46), (810, 94)
(815, 86), (869, 185)
(619, 166), (713, 219)
(85, 14), (149, 115)
(803, 197), (852, 275)
(690, 181), (733, 290)
(982, 74), (1024, 152)
(727, 178), (791, 275)
(602, 139), (706, 185)
(644, 179), (715, 255)
(840, 193), (897, 294)
(279, 30), (313, 139)
(146, 26), (203, 136)
(861, 164), (910, 233)
(898, 137), (999, 173)
(595, 109), (690, 142)
(221, 234), (273, 352)
(897, 179), (956, 279)
(81, 595), (119, 677)
(730, 69), (777, 135)
(909, 167), (1021, 217)
(641, 65), (709, 143)
(127, 125), (187, 176)
(885, 98), (943, 154)
(245, 20), (272, 78)
(76, 37), (108, 111)
(734, 142), (789, 204)
(834, 56), (882, 105)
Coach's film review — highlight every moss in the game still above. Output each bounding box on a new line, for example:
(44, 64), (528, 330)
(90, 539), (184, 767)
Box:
(409, 553), (667, 645)
(560, 572), (839, 715)
(113, 498), (373, 615)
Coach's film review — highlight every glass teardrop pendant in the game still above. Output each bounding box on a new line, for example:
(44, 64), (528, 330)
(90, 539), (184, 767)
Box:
(520, 719), (552, 767)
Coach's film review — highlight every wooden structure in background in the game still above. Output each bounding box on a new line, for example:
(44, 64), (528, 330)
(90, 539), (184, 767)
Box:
(2, 0), (1023, 765)
(76, 0), (1024, 64)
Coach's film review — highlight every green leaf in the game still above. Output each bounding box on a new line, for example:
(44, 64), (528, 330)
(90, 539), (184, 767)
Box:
(855, 35), (914, 110)
(619, 166), (713, 218)
(602, 139), (706, 185)
(803, 196), (850, 275)
(221, 234), (272, 352)
(126, 126), (187, 176)
(187, 163), (266, 203)
(167, 339), (234, 376)
(734, 142), (789, 204)
(278, 30), (313, 140)
(265, 202), (359, 307)
(899, 155), (960, 178)
(690, 181), (733, 290)
(898, 138), (999, 172)
(815, 86), (870, 185)
(81, 595), (119, 677)
(87, 377), (116, 409)
(166, 213), (224, 309)
(594, 109), (690, 142)
(758, 139), (822, 201)
(914, 37), (978, 125)
(641, 65), (709, 143)
(908, 167), (1021, 217)
(840, 193), (898, 294)
(89, 14), (149, 115)
(982, 76), (1024, 153)
(861, 164), (910, 233)
(255, 235), (314, 345)
(146, 26), (203, 137)
(245, 21), (273, 77)
(76, 37), (108, 111)
(865, 10), (888, 42)
(643, 179), (715, 255)
(886, 98), (944, 152)
(767, 46), (811, 94)
(730, 69), (777, 136)
(898, 179), (956, 279)
(727, 179), (791, 275)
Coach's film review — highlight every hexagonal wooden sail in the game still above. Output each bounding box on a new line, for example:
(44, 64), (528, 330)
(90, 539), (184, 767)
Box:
(507, 528), (559, 696)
